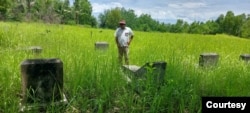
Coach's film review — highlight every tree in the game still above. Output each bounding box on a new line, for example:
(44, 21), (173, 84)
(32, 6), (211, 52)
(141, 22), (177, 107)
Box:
(32, 0), (60, 23)
(170, 19), (189, 33)
(234, 14), (246, 36)
(241, 16), (250, 38)
(99, 7), (138, 29)
(222, 11), (235, 35)
(9, 0), (25, 21)
(106, 7), (122, 28)
(215, 14), (224, 33)
(188, 21), (201, 34)
(137, 14), (156, 32)
(201, 20), (219, 34)
(54, 0), (75, 24)
(98, 11), (108, 28)
(26, 0), (34, 13)
(98, 8), (122, 29)
(73, 0), (94, 25)
(0, 0), (11, 20)
(90, 15), (97, 27)
(120, 8), (137, 29)
(157, 22), (168, 32)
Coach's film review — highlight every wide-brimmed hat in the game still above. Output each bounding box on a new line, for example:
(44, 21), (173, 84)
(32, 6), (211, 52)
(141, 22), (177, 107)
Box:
(119, 20), (126, 25)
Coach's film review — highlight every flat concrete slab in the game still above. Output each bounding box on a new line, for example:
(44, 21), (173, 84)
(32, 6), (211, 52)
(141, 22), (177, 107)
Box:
(123, 65), (140, 73)
(122, 61), (167, 84)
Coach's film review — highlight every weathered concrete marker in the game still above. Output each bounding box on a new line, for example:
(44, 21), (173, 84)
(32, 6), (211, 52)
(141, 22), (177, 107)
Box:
(29, 46), (42, 54)
(122, 61), (167, 84)
(95, 42), (109, 50)
(20, 58), (67, 112)
(199, 53), (219, 67)
(240, 54), (250, 63)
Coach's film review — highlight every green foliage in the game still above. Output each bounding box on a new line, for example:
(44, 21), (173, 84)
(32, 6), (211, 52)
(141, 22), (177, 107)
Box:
(106, 8), (122, 28)
(137, 14), (155, 32)
(222, 11), (236, 35)
(120, 8), (138, 29)
(54, 0), (74, 24)
(9, 1), (25, 21)
(241, 18), (250, 38)
(215, 11), (248, 37)
(188, 21), (202, 34)
(0, 0), (11, 20)
(170, 19), (189, 33)
(32, 0), (59, 23)
(73, 0), (93, 25)
(1, 0), (97, 26)
(215, 14), (225, 33)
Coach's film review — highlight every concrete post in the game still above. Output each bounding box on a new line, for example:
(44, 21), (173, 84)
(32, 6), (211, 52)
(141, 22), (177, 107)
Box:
(199, 53), (219, 67)
(95, 42), (109, 50)
(20, 58), (67, 112)
(240, 54), (250, 63)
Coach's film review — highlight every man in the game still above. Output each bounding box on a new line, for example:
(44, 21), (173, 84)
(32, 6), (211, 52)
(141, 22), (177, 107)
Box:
(114, 20), (134, 65)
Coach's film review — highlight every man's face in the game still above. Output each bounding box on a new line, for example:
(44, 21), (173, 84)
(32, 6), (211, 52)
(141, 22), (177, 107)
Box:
(120, 24), (126, 29)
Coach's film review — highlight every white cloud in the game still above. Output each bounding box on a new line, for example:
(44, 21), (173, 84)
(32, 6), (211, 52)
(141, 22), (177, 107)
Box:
(92, 2), (123, 13)
(168, 4), (180, 9)
(133, 8), (177, 21)
(168, 2), (207, 9)
(90, 0), (250, 24)
(132, 7), (185, 24)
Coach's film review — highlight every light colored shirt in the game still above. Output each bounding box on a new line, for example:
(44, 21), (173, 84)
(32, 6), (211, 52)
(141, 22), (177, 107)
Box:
(115, 27), (134, 47)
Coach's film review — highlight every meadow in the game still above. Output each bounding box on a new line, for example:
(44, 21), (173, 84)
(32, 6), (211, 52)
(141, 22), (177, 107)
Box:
(1, 22), (250, 113)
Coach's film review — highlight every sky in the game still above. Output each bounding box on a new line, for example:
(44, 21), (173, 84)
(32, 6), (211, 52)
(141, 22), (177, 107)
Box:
(74, 0), (250, 24)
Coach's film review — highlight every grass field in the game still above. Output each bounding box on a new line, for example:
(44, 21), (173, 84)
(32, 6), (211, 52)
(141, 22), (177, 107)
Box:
(1, 22), (250, 113)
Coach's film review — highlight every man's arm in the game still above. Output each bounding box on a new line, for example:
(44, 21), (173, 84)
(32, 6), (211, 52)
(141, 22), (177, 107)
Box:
(128, 29), (134, 45)
(128, 35), (133, 45)
(115, 36), (120, 47)
(114, 29), (120, 47)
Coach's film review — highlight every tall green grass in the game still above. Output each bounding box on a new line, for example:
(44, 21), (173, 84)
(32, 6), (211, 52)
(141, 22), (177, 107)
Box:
(1, 22), (250, 112)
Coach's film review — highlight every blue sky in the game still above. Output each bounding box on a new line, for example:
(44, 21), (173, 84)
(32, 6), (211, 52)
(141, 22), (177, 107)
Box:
(72, 0), (250, 24)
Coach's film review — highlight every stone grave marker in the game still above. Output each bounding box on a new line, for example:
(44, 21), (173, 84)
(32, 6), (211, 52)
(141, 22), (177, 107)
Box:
(95, 42), (109, 50)
(122, 61), (167, 84)
(240, 54), (250, 63)
(199, 53), (219, 67)
(20, 58), (67, 112)
(29, 46), (42, 54)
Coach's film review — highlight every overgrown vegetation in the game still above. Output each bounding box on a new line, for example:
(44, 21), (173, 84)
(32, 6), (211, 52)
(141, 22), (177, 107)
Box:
(1, 22), (250, 112)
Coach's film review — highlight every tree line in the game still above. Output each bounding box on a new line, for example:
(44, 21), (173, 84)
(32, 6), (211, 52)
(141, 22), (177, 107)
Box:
(0, 0), (96, 26)
(1, 0), (250, 38)
(99, 7), (250, 38)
